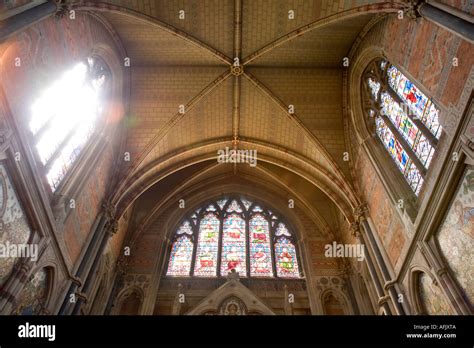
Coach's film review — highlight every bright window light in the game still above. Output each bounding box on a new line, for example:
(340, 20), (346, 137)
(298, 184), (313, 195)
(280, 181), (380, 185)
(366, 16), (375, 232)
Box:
(29, 58), (108, 192)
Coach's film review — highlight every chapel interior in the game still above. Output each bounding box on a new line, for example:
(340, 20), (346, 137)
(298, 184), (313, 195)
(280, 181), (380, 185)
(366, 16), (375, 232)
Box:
(0, 0), (472, 316)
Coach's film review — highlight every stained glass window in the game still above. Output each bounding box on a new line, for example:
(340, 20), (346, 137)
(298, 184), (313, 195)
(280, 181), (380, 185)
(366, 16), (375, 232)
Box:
(194, 213), (220, 277)
(249, 214), (272, 277)
(166, 197), (301, 279)
(375, 117), (424, 194)
(166, 236), (193, 276)
(221, 214), (246, 275)
(387, 65), (441, 139)
(30, 57), (109, 192)
(275, 237), (300, 278)
(380, 92), (434, 168)
(364, 60), (440, 196)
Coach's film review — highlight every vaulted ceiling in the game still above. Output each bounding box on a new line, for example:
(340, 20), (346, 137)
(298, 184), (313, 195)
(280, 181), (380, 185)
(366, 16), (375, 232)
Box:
(73, 0), (399, 235)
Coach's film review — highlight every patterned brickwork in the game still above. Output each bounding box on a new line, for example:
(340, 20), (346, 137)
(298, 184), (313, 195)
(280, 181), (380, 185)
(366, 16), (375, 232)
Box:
(350, 11), (473, 273)
(0, 13), (124, 267)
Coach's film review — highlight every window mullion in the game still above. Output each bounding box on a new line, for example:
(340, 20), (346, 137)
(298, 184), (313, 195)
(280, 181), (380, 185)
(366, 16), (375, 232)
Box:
(190, 222), (198, 276)
(245, 215), (250, 278)
(270, 219), (278, 277)
(379, 114), (427, 177)
(33, 116), (56, 143)
(216, 213), (224, 277)
(384, 86), (438, 147)
(43, 127), (77, 171)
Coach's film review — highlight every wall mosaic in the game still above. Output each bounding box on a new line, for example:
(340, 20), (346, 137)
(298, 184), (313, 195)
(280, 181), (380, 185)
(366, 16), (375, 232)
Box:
(0, 163), (32, 285)
(437, 167), (474, 305)
(418, 272), (454, 315)
(12, 267), (50, 315)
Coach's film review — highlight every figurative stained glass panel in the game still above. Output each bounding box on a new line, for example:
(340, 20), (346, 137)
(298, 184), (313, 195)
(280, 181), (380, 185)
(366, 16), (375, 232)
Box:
(275, 237), (300, 278)
(194, 213), (220, 277)
(0, 164), (32, 286)
(12, 268), (49, 315)
(380, 92), (434, 168)
(167, 197), (303, 280)
(166, 236), (193, 276)
(249, 214), (273, 277)
(375, 117), (423, 195)
(387, 65), (441, 139)
(221, 214), (246, 276)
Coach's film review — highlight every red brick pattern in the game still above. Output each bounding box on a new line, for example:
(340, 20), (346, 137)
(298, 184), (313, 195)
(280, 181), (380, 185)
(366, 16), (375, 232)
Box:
(0, 14), (124, 267)
(351, 10), (473, 271)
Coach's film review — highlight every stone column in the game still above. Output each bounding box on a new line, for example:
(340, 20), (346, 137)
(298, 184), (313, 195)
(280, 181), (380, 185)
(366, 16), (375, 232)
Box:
(349, 218), (392, 315)
(71, 214), (118, 315)
(354, 204), (409, 314)
(0, 1), (59, 42)
(405, 1), (473, 43)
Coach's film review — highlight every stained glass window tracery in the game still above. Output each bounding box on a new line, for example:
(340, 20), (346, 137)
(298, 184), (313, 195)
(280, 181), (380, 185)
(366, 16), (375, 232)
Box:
(364, 59), (441, 196)
(166, 197), (301, 279)
(30, 57), (109, 192)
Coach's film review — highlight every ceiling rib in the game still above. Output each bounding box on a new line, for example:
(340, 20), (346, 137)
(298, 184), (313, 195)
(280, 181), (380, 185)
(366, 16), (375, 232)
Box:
(122, 70), (232, 178)
(232, 0), (243, 174)
(243, 71), (350, 186)
(75, 1), (233, 65)
(242, 2), (402, 65)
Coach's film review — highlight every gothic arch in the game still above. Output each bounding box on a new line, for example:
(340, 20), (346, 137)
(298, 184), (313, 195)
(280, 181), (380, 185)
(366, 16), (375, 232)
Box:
(12, 266), (53, 315)
(112, 140), (359, 224)
(408, 266), (454, 315)
(112, 286), (144, 315)
(320, 288), (351, 315)
(348, 43), (448, 218)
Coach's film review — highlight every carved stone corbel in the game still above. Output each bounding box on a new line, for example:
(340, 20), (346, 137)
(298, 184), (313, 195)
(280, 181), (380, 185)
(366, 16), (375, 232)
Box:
(404, 0), (424, 20)
(54, 0), (73, 19)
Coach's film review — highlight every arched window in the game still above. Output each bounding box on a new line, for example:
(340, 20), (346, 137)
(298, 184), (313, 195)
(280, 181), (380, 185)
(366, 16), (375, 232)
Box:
(29, 57), (110, 192)
(362, 59), (441, 195)
(166, 197), (301, 279)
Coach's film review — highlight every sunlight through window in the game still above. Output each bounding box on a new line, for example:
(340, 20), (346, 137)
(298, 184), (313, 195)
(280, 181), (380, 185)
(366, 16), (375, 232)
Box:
(30, 58), (108, 192)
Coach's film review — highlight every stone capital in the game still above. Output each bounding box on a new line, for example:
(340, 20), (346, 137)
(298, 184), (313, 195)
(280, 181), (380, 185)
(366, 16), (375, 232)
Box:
(404, 0), (424, 20)
(353, 203), (368, 222)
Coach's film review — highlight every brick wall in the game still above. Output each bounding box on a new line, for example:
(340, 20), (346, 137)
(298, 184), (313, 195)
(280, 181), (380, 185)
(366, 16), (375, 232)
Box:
(0, 13), (124, 268)
(351, 13), (473, 271)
